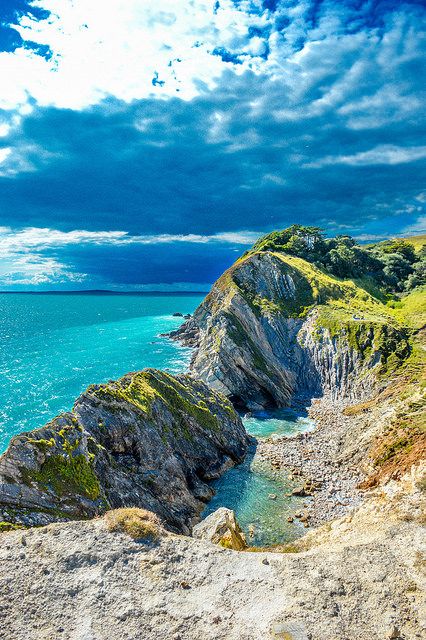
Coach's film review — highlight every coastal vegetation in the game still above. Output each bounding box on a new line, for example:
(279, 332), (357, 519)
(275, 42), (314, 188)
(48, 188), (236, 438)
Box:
(105, 507), (162, 541)
(0, 228), (424, 640)
(0, 370), (248, 531)
(249, 225), (425, 294)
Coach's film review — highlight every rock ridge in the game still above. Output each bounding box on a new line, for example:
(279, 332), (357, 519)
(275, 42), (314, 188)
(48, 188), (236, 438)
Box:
(170, 251), (411, 409)
(0, 368), (249, 532)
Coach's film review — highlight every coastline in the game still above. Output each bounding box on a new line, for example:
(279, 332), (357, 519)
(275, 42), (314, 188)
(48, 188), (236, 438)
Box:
(257, 396), (368, 528)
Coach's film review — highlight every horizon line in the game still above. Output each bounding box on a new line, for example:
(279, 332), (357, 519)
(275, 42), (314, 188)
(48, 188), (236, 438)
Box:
(0, 289), (210, 295)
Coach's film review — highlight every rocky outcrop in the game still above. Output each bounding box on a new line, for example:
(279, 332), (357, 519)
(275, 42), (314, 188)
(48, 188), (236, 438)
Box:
(192, 506), (247, 550)
(171, 251), (411, 409)
(1, 463), (424, 640)
(0, 369), (249, 533)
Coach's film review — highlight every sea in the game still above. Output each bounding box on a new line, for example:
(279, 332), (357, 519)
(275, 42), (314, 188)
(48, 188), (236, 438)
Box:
(0, 292), (202, 453)
(0, 292), (314, 545)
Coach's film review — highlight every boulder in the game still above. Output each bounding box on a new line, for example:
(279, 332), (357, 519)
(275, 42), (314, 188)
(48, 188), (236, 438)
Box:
(193, 507), (247, 550)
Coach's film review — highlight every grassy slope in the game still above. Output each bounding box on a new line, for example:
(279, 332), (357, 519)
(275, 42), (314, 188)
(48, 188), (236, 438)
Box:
(268, 251), (425, 486)
(218, 250), (396, 317)
(345, 284), (425, 486)
(208, 244), (425, 484)
(211, 237), (425, 486)
(213, 244), (424, 337)
(364, 233), (425, 251)
(399, 233), (426, 252)
(209, 250), (415, 381)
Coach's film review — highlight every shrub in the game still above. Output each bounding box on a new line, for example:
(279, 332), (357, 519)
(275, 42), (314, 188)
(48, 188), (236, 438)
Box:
(105, 508), (162, 540)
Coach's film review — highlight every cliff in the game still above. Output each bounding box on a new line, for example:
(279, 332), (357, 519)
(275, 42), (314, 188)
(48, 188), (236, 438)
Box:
(0, 369), (249, 533)
(1, 462), (424, 640)
(171, 250), (412, 409)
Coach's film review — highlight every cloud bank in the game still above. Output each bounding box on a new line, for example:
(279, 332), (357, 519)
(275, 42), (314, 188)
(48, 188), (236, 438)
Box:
(0, 0), (424, 288)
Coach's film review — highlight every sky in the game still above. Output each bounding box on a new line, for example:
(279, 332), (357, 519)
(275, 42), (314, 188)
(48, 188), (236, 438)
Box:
(0, 0), (425, 290)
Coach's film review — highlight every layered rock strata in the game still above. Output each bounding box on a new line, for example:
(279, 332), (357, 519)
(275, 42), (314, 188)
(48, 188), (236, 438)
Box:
(0, 369), (249, 532)
(170, 251), (410, 409)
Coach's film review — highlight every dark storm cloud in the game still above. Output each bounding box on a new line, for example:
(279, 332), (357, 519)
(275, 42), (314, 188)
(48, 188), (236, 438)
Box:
(63, 242), (242, 288)
(0, 0), (425, 288)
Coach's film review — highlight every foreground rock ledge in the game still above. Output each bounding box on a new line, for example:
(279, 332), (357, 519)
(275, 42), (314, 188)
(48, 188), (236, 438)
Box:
(0, 465), (424, 640)
(0, 369), (249, 533)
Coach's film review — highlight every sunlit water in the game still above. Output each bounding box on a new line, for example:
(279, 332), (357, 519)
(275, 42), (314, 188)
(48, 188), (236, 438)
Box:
(0, 293), (203, 452)
(1, 293), (315, 546)
(202, 408), (316, 546)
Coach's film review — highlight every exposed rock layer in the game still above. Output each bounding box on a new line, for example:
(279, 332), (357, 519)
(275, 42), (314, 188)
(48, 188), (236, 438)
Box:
(0, 463), (424, 640)
(0, 369), (249, 532)
(171, 251), (410, 409)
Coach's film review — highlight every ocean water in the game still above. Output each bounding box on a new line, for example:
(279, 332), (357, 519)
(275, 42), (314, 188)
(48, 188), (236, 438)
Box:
(243, 407), (315, 439)
(0, 293), (203, 452)
(203, 408), (316, 546)
(0, 292), (314, 546)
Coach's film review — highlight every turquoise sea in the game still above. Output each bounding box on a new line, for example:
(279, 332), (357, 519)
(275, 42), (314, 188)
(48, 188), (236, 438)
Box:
(203, 408), (315, 546)
(0, 292), (313, 545)
(0, 293), (202, 453)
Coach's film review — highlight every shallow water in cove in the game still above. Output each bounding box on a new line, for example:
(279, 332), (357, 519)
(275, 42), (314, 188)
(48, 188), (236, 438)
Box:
(0, 292), (203, 452)
(202, 408), (316, 547)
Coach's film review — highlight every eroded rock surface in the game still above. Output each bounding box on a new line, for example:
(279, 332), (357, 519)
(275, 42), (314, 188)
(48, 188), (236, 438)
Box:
(0, 369), (249, 532)
(192, 506), (247, 550)
(171, 251), (410, 409)
(0, 464), (424, 640)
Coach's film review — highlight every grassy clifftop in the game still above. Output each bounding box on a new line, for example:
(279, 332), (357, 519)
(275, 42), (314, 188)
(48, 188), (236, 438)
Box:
(201, 228), (424, 396)
(212, 250), (390, 316)
(212, 246), (408, 325)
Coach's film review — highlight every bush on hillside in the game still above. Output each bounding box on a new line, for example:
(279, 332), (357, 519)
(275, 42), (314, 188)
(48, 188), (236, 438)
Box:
(105, 508), (162, 541)
(251, 225), (425, 293)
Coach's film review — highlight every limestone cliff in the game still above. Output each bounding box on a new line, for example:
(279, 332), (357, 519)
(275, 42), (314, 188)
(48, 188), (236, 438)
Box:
(0, 369), (249, 532)
(171, 250), (411, 409)
(1, 463), (424, 640)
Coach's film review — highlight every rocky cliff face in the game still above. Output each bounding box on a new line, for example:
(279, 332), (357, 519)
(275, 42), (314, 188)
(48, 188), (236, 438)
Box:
(171, 251), (411, 409)
(0, 369), (249, 533)
(1, 463), (425, 640)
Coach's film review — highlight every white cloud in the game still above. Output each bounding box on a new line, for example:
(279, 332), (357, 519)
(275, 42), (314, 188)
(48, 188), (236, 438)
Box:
(0, 227), (260, 255)
(0, 228), (128, 254)
(0, 253), (85, 286)
(402, 215), (426, 235)
(305, 145), (426, 168)
(0, 148), (11, 163)
(354, 233), (394, 242)
(0, 0), (271, 111)
(0, 0), (417, 120)
(0, 226), (260, 285)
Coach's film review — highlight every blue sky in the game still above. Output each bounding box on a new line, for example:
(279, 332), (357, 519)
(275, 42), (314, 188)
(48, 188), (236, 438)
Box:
(0, 0), (425, 290)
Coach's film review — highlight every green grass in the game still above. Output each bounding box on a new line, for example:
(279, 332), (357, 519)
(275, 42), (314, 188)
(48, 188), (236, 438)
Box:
(214, 250), (397, 320)
(209, 250), (418, 381)
(88, 369), (233, 436)
(403, 234), (426, 252)
(29, 453), (101, 500)
(393, 286), (426, 330)
(242, 251), (401, 321)
(0, 521), (23, 533)
(314, 305), (411, 374)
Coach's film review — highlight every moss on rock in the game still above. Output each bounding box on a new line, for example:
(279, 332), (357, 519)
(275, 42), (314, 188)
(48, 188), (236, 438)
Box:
(0, 521), (23, 533)
(30, 453), (100, 500)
